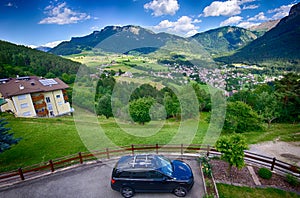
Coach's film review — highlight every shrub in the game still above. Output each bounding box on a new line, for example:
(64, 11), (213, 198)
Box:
(286, 174), (299, 187)
(258, 167), (272, 179)
(203, 194), (214, 198)
(199, 157), (212, 178)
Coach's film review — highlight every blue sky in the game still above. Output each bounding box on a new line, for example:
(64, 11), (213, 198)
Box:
(0, 0), (298, 48)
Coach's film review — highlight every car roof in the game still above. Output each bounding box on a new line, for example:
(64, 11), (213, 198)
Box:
(115, 154), (166, 171)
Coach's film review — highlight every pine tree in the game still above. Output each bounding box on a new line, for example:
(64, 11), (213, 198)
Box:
(0, 118), (20, 153)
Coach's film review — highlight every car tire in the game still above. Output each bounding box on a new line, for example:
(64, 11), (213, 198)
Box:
(121, 186), (135, 198)
(173, 186), (187, 197)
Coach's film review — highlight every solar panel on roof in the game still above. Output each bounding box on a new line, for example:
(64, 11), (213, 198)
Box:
(39, 79), (58, 86)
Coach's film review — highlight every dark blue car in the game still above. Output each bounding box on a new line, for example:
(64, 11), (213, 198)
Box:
(111, 154), (194, 197)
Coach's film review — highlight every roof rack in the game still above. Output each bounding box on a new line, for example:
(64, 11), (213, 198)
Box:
(129, 154), (154, 168)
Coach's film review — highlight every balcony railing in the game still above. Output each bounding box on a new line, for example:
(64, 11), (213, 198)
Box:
(34, 102), (46, 109)
(31, 94), (44, 102)
(36, 110), (48, 117)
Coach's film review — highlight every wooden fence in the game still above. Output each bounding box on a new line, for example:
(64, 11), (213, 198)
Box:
(0, 144), (299, 187)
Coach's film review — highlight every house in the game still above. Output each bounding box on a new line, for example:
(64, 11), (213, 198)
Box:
(0, 76), (73, 118)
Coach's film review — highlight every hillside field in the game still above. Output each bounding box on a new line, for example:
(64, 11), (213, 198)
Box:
(0, 112), (299, 173)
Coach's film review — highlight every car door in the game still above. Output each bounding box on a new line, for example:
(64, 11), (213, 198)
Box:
(130, 171), (152, 192)
(147, 171), (176, 192)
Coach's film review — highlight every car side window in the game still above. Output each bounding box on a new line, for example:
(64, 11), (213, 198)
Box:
(119, 171), (131, 178)
(131, 171), (147, 179)
(147, 171), (164, 179)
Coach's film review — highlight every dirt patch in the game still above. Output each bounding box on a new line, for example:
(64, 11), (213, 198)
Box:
(211, 159), (300, 193)
(249, 141), (300, 166)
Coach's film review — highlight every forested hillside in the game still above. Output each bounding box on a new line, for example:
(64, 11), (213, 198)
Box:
(0, 40), (83, 79)
(216, 3), (300, 68)
(191, 26), (259, 56)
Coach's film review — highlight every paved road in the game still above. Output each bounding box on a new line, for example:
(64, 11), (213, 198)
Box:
(0, 158), (205, 198)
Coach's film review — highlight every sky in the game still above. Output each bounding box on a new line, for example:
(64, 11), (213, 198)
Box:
(0, 0), (299, 48)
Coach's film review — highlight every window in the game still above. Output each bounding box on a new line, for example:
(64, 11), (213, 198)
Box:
(131, 172), (147, 179)
(50, 111), (54, 116)
(119, 171), (131, 178)
(58, 101), (63, 106)
(23, 111), (31, 116)
(147, 171), (164, 179)
(48, 104), (53, 110)
(56, 95), (61, 98)
(46, 97), (51, 103)
(20, 103), (29, 109)
(18, 95), (26, 100)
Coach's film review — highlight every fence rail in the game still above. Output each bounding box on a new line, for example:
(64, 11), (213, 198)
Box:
(0, 144), (299, 187)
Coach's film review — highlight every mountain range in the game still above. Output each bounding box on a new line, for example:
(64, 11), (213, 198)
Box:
(217, 3), (300, 67)
(50, 25), (260, 57)
(0, 2), (299, 76)
(48, 3), (299, 68)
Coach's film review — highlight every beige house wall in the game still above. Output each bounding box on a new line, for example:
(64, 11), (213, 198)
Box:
(52, 90), (71, 116)
(1, 90), (71, 118)
(12, 94), (36, 117)
(0, 98), (16, 113)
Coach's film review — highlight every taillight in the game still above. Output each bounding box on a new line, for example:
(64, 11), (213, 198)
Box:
(111, 179), (116, 184)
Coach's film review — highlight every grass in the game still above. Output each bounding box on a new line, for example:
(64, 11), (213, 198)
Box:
(0, 111), (299, 173)
(217, 183), (300, 198)
(240, 123), (300, 144)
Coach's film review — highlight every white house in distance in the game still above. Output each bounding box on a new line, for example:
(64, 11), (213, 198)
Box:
(0, 76), (72, 118)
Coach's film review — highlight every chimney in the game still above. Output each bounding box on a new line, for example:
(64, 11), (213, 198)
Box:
(19, 84), (24, 90)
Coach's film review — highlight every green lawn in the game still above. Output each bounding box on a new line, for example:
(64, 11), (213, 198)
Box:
(217, 183), (300, 198)
(0, 112), (299, 173)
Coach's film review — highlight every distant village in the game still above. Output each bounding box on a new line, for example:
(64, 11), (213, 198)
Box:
(96, 60), (283, 96)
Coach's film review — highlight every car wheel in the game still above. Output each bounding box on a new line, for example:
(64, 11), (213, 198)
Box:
(121, 186), (134, 198)
(173, 186), (187, 197)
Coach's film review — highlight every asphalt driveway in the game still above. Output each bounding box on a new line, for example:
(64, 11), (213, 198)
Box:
(0, 157), (205, 198)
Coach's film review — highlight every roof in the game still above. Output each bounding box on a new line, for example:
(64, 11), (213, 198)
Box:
(0, 76), (69, 98)
(116, 154), (171, 171)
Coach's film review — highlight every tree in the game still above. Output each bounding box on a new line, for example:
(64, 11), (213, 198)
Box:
(224, 101), (262, 133)
(129, 97), (154, 125)
(255, 92), (280, 128)
(0, 118), (20, 153)
(163, 92), (180, 119)
(274, 73), (300, 122)
(97, 94), (113, 119)
(215, 134), (248, 177)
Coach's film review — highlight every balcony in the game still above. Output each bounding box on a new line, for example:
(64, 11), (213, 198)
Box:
(64, 95), (68, 101)
(32, 94), (44, 102)
(34, 102), (46, 109)
(37, 110), (48, 117)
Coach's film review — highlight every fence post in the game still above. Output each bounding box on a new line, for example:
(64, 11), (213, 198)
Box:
(181, 144), (184, 155)
(271, 157), (276, 171)
(79, 152), (83, 164)
(206, 145), (210, 157)
(131, 144), (134, 155)
(49, 160), (55, 172)
(106, 148), (110, 159)
(18, 168), (25, 181)
(156, 144), (159, 154)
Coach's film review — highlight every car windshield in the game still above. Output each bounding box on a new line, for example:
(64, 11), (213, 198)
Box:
(156, 155), (173, 177)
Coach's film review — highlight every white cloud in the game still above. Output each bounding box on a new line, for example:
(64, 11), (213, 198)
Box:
(5, 2), (13, 7)
(268, 4), (294, 20)
(248, 12), (268, 21)
(43, 40), (64, 48)
(220, 16), (243, 26)
(203, 0), (260, 17)
(154, 16), (200, 37)
(237, 21), (260, 29)
(28, 45), (38, 49)
(242, 4), (259, 10)
(203, 1), (241, 17)
(39, 2), (91, 25)
(144, 0), (179, 16)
